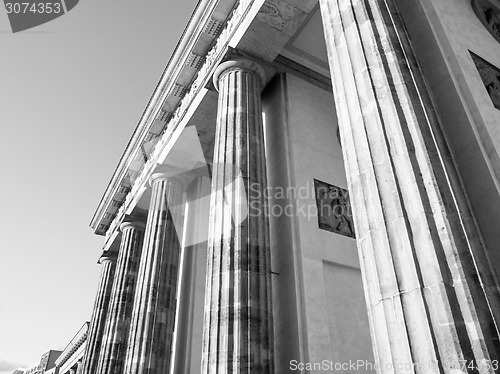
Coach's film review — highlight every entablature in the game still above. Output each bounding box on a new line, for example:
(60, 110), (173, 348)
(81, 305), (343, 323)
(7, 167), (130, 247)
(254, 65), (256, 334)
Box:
(92, 0), (325, 243)
(55, 322), (89, 369)
(91, 0), (243, 236)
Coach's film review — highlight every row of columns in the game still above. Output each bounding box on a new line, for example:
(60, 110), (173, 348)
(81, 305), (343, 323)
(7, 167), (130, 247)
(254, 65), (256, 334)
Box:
(97, 220), (145, 374)
(81, 253), (117, 374)
(81, 0), (500, 372)
(81, 58), (273, 374)
(123, 176), (184, 374)
(63, 360), (82, 374)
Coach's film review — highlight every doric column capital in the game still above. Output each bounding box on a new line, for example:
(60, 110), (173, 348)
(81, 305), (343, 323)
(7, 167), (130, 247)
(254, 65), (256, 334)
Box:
(98, 251), (117, 264)
(119, 220), (146, 232)
(213, 58), (266, 91)
(149, 171), (190, 190)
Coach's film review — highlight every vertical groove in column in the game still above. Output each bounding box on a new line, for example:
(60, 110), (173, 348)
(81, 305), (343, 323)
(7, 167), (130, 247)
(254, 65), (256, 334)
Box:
(201, 59), (274, 374)
(97, 221), (145, 374)
(123, 176), (183, 374)
(81, 254), (117, 374)
(319, 0), (500, 372)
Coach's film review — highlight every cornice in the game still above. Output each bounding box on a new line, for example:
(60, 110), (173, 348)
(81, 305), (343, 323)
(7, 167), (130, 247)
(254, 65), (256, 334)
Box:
(55, 322), (89, 368)
(91, 0), (259, 238)
(101, 0), (258, 244)
(90, 0), (244, 235)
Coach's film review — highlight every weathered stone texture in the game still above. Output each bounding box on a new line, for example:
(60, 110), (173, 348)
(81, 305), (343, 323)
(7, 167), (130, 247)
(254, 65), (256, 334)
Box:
(319, 0), (500, 372)
(81, 254), (117, 374)
(122, 175), (183, 374)
(97, 221), (145, 374)
(201, 59), (274, 374)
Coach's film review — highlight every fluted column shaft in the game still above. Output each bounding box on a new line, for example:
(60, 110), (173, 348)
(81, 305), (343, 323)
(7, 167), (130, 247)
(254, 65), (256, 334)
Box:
(81, 253), (117, 374)
(319, 0), (500, 372)
(201, 59), (274, 373)
(123, 174), (184, 374)
(97, 221), (146, 374)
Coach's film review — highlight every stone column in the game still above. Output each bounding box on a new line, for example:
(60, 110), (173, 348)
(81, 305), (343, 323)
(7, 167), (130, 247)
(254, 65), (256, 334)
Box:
(81, 252), (117, 374)
(76, 361), (82, 374)
(319, 0), (500, 373)
(97, 220), (146, 374)
(123, 173), (184, 374)
(201, 59), (274, 373)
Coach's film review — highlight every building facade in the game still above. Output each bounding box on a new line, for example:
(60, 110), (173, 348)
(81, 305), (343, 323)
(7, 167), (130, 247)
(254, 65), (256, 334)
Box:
(55, 322), (89, 374)
(84, 0), (500, 373)
(22, 350), (62, 374)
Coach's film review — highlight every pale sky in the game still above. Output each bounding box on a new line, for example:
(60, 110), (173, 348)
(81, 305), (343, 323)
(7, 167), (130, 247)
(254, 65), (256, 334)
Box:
(0, 1), (198, 372)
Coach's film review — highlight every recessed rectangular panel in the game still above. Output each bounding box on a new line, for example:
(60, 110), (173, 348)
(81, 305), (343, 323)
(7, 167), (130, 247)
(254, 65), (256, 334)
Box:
(322, 261), (375, 373)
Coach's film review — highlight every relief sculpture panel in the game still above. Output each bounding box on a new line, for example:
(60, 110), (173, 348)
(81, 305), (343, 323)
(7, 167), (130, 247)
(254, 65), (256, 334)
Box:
(314, 179), (355, 238)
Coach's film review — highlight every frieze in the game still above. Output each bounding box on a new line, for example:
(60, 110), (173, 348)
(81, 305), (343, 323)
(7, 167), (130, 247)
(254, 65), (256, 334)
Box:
(156, 109), (171, 122)
(186, 53), (205, 69)
(258, 0), (298, 33)
(471, 51), (500, 110)
(314, 179), (355, 238)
